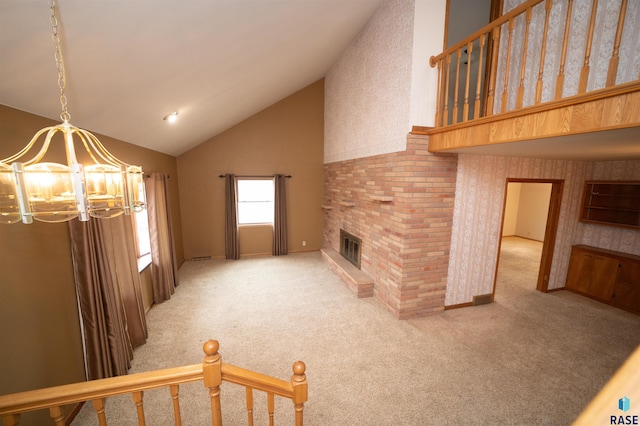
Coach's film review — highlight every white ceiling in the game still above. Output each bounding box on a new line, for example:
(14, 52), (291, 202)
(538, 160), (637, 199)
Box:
(0, 0), (384, 157)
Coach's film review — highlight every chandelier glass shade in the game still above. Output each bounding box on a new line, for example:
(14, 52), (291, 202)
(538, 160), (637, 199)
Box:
(0, 123), (145, 224)
(0, 1), (145, 225)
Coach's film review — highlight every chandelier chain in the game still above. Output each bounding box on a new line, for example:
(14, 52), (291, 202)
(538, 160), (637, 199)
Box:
(49, 0), (70, 123)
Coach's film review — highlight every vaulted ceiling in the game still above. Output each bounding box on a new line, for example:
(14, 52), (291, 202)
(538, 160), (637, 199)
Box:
(0, 0), (384, 156)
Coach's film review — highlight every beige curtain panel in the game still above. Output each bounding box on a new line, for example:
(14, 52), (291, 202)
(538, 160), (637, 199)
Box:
(224, 174), (240, 260)
(273, 174), (288, 256)
(69, 215), (147, 380)
(145, 173), (179, 304)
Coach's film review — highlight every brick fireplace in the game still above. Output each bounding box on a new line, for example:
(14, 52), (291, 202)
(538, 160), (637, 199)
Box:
(322, 134), (457, 319)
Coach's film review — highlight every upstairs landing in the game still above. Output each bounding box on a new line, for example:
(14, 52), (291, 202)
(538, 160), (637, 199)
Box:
(421, 81), (640, 161)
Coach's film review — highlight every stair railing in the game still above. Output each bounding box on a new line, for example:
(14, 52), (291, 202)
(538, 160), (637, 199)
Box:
(0, 340), (307, 426)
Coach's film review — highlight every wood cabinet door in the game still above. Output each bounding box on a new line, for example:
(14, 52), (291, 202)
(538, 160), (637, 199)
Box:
(613, 261), (640, 314)
(566, 249), (618, 303)
(585, 254), (619, 303)
(566, 250), (592, 294)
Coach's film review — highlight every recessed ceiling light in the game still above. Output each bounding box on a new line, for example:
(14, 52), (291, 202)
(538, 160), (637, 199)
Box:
(163, 111), (178, 123)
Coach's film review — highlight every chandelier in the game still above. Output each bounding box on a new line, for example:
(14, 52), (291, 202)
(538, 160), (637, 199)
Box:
(0, 0), (145, 225)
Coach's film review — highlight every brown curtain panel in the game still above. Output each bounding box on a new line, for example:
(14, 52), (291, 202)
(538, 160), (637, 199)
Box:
(145, 173), (179, 304)
(69, 215), (147, 380)
(272, 174), (288, 256)
(225, 174), (240, 260)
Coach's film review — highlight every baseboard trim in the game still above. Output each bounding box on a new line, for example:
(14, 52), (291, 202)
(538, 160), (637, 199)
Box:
(473, 294), (494, 305)
(444, 301), (474, 310)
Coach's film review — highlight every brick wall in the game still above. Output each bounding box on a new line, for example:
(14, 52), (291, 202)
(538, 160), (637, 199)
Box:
(323, 134), (458, 319)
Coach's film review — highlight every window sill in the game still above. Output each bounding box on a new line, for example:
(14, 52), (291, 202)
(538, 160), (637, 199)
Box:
(137, 253), (152, 273)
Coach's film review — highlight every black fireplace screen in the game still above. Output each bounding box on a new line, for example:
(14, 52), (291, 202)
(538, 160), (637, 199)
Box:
(340, 229), (362, 269)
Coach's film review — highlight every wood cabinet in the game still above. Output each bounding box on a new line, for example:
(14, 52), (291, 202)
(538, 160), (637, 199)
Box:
(580, 181), (640, 229)
(566, 245), (640, 314)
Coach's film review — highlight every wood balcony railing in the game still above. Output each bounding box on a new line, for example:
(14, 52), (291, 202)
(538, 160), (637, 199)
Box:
(0, 340), (308, 426)
(429, 0), (639, 130)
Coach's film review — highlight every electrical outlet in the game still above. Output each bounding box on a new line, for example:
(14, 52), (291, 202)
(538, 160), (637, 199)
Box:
(302, 241), (306, 247)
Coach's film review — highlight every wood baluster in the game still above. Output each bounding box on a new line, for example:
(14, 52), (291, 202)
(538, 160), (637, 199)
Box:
(501, 19), (515, 113)
(579, 0), (598, 93)
(443, 54), (452, 125)
(433, 58), (443, 127)
(486, 26), (501, 116)
(535, 0), (552, 104)
(2, 414), (20, 426)
(169, 385), (182, 426)
(452, 48), (462, 124)
(474, 34), (485, 119)
(606, 0), (628, 87)
(48, 406), (65, 426)
(291, 361), (307, 426)
(463, 41), (473, 122)
(92, 398), (107, 426)
(245, 387), (254, 426)
(132, 391), (146, 426)
(555, 0), (573, 99)
(267, 393), (275, 426)
(202, 340), (222, 426)
(517, 7), (533, 108)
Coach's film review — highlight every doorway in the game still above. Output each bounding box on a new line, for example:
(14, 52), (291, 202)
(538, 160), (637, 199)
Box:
(492, 179), (564, 298)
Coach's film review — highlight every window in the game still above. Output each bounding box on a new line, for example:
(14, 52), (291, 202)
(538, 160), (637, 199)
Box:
(237, 179), (274, 225)
(133, 183), (151, 270)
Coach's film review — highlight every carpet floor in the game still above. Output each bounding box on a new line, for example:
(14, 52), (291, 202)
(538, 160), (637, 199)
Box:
(72, 237), (640, 425)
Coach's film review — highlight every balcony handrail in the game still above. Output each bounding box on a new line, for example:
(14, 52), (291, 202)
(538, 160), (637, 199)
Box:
(428, 0), (637, 129)
(429, 0), (544, 68)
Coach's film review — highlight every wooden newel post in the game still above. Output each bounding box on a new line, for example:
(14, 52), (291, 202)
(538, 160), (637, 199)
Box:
(202, 340), (223, 426)
(291, 361), (308, 426)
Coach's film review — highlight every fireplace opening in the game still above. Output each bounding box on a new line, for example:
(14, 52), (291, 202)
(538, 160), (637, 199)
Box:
(340, 229), (362, 269)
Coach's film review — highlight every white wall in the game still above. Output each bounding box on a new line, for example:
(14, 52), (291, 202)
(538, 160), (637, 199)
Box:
(410, 0), (446, 128)
(503, 182), (552, 240)
(325, 0), (446, 163)
(514, 183), (551, 241)
(502, 182), (521, 236)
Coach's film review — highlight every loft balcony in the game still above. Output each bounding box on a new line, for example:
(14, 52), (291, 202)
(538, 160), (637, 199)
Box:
(420, 0), (640, 160)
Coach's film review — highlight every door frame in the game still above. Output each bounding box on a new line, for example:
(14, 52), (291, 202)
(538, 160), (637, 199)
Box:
(491, 178), (564, 298)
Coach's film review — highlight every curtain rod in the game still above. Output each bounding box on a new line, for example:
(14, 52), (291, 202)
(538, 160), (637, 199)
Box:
(218, 174), (292, 178)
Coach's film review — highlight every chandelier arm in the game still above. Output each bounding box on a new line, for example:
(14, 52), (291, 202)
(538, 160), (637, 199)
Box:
(1, 126), (57, 164)
(72, 129), (109, 166)
(79, 129), (133, 167)
(22, 127), (63, 166)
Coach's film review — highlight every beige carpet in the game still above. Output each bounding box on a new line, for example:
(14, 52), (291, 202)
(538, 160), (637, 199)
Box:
(72, 237), (640, 425)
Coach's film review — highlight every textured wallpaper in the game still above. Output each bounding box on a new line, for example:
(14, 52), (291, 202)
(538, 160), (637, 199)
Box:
(324, 0), (415, 163)
(445, 156), (640, 306)
(494, 0), (640, 112)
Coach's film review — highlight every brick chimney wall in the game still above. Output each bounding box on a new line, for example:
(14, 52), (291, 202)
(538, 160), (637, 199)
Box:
(323, 134), (458, 319)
